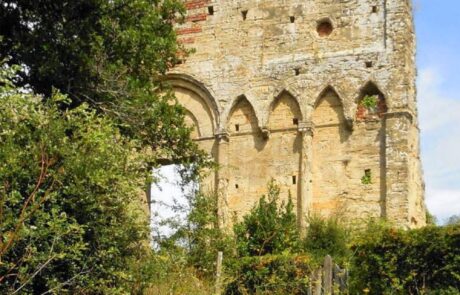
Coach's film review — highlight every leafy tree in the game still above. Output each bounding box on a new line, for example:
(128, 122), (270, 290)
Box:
(0, 0), (206, 170)
(0, 66), (153, 294)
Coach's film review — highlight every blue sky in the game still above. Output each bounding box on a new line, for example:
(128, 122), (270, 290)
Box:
(415, 0), (460, 222)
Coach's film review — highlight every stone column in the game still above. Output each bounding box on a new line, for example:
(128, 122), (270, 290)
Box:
(215, 131), (230, 229)
(298, 122), (314, 234)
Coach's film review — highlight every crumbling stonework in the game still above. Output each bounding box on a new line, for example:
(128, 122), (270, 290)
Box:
(168, 0), (426, 228)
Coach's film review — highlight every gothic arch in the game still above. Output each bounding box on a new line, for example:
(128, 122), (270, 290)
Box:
(311, 86), (351, 217)
(268, 90), (303, 130)
(226, 95), (260, 134)
(355, 81), (388, 121)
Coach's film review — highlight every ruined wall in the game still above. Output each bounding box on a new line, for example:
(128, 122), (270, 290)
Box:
(167, 0), (426, 228)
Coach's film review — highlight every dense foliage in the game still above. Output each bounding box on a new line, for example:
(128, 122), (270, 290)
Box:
(0, 1), (210, 293)
(222, 182), (350, 294)
(350, 222), (460, 295)
(0, 0), (207, 170)
(0, 67), (154, 293)
(224, 254), (312, 295)
(234, 182), (300, 257)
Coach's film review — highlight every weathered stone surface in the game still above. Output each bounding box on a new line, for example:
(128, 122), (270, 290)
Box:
(168, 0), (426, 228)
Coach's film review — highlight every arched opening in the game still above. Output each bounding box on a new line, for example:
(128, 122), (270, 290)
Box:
(312, 88), (350, 217)
(149, 164), (198, 248)
(356, 82), (387, 121)
(150, 76), (219, 239)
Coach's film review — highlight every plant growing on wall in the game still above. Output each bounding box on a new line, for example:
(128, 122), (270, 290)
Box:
(361, 95), (379, 111)
(361, 170), (372, 185)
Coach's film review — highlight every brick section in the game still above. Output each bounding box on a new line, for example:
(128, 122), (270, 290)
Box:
(186, 13), (207, 22)
(178, 37), (195, 44)
(177, 26), (202, 35)
(185, 0), (209, 10)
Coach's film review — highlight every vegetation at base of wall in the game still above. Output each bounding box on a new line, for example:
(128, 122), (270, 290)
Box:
(219, 181), (350, 294)
(350, 221), (460, 295)
(233, 182), (300, 257)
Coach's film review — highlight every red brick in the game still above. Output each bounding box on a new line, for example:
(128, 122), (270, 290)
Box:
(177, 26), (202, 35)
(179, 37), (195, 44)
(186, 13), (207, 22)
(185, 0), (209, 10)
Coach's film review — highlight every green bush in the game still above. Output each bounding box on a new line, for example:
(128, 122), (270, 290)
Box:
(0, 66), (153, 294)
(350, 222), (460, 294)
(225, 254), (313, 295)
(304, 216), (351, 265)
(234, 181), (300, 257)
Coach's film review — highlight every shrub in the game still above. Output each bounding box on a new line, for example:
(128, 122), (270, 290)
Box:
(303, 216), (351, 265)
(225, 254), (313, 295)
(0, 66), (152, 294)
(350, 222), (460, 294)
(233, 181), (300, 257)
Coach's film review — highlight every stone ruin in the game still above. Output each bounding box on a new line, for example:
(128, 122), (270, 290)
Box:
(166, 0), (426, 228)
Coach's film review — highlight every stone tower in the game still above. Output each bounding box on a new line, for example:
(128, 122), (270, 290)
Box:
(168, 0), (426, 228)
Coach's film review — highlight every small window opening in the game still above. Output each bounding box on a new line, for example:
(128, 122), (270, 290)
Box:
(293, 118), (299, 125)
(242, 10), (248, 20)
(317, 19), (333, 37)
(372, 6), (378, 13)
(290, 16), (295, 23)
(235, 124), (240, 132)
(235, 184), (239, 189)
(294, 68), (300, 76)
(208, 6), (214, 15)
(365, 61), (373, 68)
(292, 175), (297, 185)
(361, 169), (372, 185)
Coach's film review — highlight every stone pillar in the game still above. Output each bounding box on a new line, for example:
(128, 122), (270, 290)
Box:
(215, 131), (230, 229)
(384, 111), (413, 227)
(298, 122), (314, 233)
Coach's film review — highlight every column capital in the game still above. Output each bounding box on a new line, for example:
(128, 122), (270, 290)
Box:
(215, 130), (230, 143)
(298, 121), (315, 136)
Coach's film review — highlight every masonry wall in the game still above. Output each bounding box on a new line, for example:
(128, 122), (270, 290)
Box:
(167, 0), (426, 228)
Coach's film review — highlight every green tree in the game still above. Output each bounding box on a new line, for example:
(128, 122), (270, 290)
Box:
(0, 66), (153, 294)
(0, 0), (206, 169)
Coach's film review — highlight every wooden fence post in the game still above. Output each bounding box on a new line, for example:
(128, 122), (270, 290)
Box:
(323, 255), (333, 295)
(215, 251), (223, 295)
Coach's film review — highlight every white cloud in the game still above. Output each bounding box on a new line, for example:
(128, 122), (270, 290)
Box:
(418, 67), (460, 221)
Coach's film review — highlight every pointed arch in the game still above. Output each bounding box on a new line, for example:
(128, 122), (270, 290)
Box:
(312, 86), (351, 217)
(226, 95), (260, 134)
(356, 81), (388, 120)
(268, 90), (303, 130)
(314, 86), (345, 109)
(312, 86), (348, 128)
